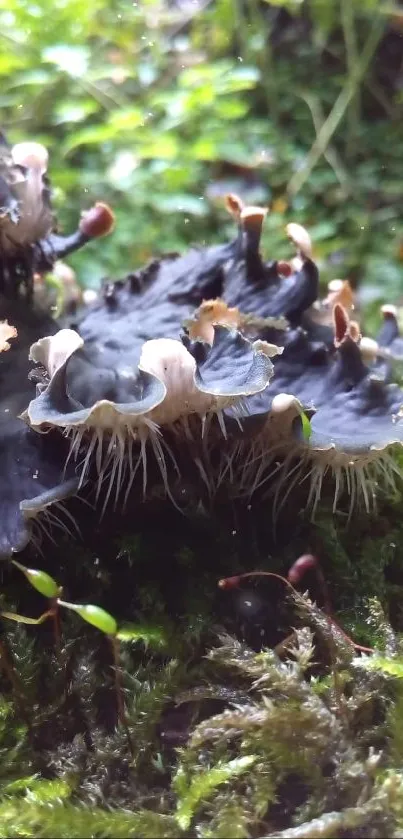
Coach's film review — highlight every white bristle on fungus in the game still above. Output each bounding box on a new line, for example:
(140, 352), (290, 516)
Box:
(233, 425), (403, 521)
(300, 445), (403, 518)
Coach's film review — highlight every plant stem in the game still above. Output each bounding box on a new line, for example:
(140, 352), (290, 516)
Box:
(340, 0), (360, 158)
(50, 598), (61, 653)
(0, 636), (31, 726)
(299, 91), (351, 194)
(110, 636), (134, 757)
(287, 17), (384, 197)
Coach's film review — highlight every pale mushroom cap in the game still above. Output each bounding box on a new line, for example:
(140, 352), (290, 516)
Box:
(286, 223), (312, 259)
(328, 279), (344, 292)
(11, 142), (49, 175)
(0, 321), (17, 353)
(29, 328), (84, 378)
(271, 392), (301, 414)
(381, 304), (398, 318)
(359, 336), (379, 364)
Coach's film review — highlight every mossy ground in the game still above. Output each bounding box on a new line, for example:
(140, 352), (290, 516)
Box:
(2, 469), (403, 837)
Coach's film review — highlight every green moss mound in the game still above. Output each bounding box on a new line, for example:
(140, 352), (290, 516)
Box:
(2, 484), (403, 837)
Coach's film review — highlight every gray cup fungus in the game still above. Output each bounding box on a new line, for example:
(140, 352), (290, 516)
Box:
(1, 140), (403, 557)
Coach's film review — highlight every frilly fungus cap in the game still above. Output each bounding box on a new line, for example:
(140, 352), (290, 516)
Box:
(0, 139), (52, 249)
(0, 315), (79, 558)
(236, 300), (403, 513)
(0, 133), (114, 298)
(3, 142), (403, 558)
(25, 322), (278, 501)
(0, 131), (116, 556)
(24, 196), (403, 518)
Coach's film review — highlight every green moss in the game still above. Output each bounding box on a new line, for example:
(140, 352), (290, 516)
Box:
(2, 487), (403, 836)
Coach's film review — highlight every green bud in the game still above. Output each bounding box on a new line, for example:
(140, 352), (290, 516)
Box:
(58, 601), (117, 636)
(12, 561), (61, 599)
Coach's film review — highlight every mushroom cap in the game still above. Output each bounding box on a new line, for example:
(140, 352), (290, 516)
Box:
(308, 377), (403, 455)
(26, 328), (166, 430)
(70, 213), (321, 366)
(232, 307), (403, 465)
(0, 297), (80, 558)
(225, 326), (329, 427)
(0, 136), (53, 249)
(0, 132), (115, 299)
(26, 325), (278, 433)
(73, 239), (239, 357)
(221, 249), (319, 328)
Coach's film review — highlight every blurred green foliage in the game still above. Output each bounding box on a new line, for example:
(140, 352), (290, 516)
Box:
(1, 0), (403, 316)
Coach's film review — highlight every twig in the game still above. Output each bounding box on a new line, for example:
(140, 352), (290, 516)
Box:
(298, 91), (351, 193)
(287, 18), (385, 197)
(340, 0), (361, 156)
(110, 636), (134, 757)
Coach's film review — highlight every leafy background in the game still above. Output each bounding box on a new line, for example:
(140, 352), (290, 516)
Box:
(1, 0), (403, 329)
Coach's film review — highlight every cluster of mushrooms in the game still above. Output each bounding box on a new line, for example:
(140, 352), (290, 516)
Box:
(1, 135), (403, 559)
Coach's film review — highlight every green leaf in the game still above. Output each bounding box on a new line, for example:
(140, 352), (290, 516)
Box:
(138, 134), (179, 160)
(54, 100), (99, 125)
(299, 410), (312, 442)
(42, 45), (89, 78)
(358, 655), (403, 678)
(0, 611), (51, 625)
(61, 124), (119, 154)
(108, 107), (145, 131)
(174, 756), (257, 831)
(11, 561), (61, 598)
(116, 623), (168, 648)
(58, 601), (117, 636)
(149, 194), (207, 216)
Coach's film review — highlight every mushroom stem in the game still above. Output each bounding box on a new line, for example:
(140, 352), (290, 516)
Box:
(240, 206), (267, 256)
